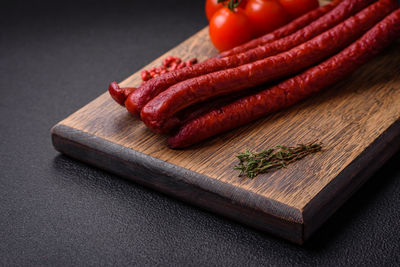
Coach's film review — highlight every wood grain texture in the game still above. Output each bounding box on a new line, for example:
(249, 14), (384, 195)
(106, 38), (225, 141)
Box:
(51, 1), (400, 243)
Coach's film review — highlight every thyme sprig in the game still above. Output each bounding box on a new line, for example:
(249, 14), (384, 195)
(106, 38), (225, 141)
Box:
(234, 141), (323, 178)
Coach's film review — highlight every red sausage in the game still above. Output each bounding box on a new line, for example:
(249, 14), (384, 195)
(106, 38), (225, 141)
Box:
(164, 88), (260, 133)
(108, 81), (136, 106)
(141, 0), (397, 134)
(168, 9), (400, 148)
(217, 0), (339, 58)
(124, 0), (373, 117)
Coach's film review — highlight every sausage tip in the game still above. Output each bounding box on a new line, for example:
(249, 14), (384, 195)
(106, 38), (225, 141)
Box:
(109, 81), (126, 106)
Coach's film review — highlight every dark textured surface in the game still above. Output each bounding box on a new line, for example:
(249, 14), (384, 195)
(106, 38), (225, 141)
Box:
(1, 0), (399, 265)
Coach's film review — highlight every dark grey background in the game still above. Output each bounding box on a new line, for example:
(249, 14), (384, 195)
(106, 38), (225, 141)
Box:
(1, 0), (399, 266)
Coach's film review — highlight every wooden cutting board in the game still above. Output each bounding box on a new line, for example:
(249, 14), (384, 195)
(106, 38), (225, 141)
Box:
(51, 21), (400, 244)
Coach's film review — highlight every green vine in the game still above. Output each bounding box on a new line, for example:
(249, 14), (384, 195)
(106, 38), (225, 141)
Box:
(218, 0), (243, 11)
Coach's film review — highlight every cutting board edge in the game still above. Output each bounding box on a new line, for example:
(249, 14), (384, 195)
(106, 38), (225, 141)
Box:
(51, 123), (305, 244)
(302, 118), (400, 240)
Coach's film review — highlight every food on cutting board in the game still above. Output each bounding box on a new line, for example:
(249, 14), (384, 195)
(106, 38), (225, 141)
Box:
(245, 0), (290, 38)
(235, 142), (323, 178)
(109, 56), (197, 106)
(109, 0), (400, 148)
(207, 0), (322, 51)
(218, 0), (338, 57)
(142, 0), (395, 134)
(209, 3), (253, 51)
(111, 0), (369, 118)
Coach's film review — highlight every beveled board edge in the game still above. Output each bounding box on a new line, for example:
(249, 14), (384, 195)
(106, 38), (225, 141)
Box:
(302, 118), (400, 240)
(51, 124), (304, 244)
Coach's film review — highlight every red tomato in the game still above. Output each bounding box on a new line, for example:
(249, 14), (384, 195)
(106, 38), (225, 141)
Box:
(241, 0), (248, 6)
(209, 7), (253, 51)
(206, 0), (223, 21)
(205, 0), (249, 21)
(245, 0), (289, 37)
(279, 0), (319, 19)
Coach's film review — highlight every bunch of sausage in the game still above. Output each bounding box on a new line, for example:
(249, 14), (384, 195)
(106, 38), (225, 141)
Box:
(109, 0), (400, 148)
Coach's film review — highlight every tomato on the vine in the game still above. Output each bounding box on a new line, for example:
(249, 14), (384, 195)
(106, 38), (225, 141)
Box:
(209, 7), (253, 51)
(279, 0), (319, 19)
(205, 0), (248, 21)
(245, 0), (289, 37)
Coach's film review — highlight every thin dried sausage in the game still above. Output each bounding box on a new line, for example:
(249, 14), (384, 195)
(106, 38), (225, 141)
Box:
(108, 81), (135, 106)
(125, 0), (373, 117)
(141, 0), (397, 133)
(168, 9), (400, 148)
(217, 0), (340, 58)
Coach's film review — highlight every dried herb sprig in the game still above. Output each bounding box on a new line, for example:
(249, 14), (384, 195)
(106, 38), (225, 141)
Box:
(234, 141), (323, 178)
